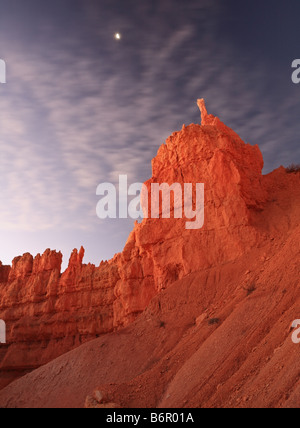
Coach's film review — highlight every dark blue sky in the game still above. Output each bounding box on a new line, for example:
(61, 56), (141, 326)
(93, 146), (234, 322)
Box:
(0, 0), (299, 268)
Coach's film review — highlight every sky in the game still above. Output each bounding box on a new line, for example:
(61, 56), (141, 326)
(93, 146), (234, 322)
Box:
(0, 0), (299, 270)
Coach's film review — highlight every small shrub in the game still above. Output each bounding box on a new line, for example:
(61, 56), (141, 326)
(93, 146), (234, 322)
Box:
(243, 283), (256, 296)
(286, 164), (300, 174)
(208, 318), (220, 325)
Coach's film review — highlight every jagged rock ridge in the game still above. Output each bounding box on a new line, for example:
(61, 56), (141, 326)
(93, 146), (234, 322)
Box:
(0, 100), (299, 402)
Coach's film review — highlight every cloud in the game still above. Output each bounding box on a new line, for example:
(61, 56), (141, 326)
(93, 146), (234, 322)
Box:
(0, 0), (299, 264)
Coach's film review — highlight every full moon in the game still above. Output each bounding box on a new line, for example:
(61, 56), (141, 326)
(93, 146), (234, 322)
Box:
(114, 33), (121, 40)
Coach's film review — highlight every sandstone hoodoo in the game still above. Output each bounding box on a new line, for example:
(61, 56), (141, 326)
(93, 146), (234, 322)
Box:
(0, 100), (299, 408)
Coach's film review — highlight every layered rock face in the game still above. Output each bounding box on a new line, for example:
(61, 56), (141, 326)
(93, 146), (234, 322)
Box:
(114, 99), (268, 326)
(0, 100), (293, 390)
(0, 249), (120, 388)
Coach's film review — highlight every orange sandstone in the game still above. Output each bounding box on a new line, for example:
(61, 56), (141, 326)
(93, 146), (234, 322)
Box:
(0, 100), (299, 408)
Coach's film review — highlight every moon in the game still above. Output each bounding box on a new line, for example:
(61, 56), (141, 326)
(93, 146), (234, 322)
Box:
(114, 33), (121, 40)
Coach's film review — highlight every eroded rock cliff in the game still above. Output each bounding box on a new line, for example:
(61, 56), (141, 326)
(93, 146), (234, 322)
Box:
(0, 100), (297, 391)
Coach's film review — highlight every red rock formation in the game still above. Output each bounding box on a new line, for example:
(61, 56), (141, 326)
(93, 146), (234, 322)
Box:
(113, 99), (268, 326)
(0, 222), (299, 408)
(0, 100), (299, 401)
(0, 248), (119, 388)
(0, 262), (10, 284)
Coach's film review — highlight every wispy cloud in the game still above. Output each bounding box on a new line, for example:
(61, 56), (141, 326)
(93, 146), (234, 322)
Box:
(0, 0), (299, 265)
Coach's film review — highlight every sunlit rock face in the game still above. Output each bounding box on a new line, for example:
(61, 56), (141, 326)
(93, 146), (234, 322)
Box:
(0, 100), (297, 390)
(113, 99), (268, 326)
